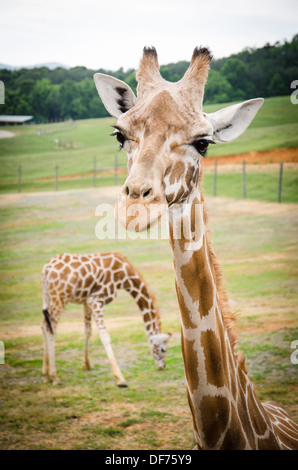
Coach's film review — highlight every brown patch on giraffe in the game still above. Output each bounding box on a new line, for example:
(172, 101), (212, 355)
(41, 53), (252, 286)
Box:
(84, 275), (94, 288)
(93, 257), (102, 267)
(169, 160), (185, 185)
(184, 163), (195, 189)
(79, 266), (87, 277)
(103, 270), (111, 284)
(201, 330), (226, 388)
(190, 197), (202, 237)
(166, 192), (175, 205)
(70, 261), (81, 269)
(129, 289), (138, 298)
(111, 258), (124, 271)
(61, 265), (71, 280)
(113, 270), (125, 283)
(143, 312), (152, 324)
(200, 394), (230, 448)
(137, 296), (150, 311)
(68, 273), (78, 286)
(63, 255), (71, 263)
(257, 433), (279, 449)
(54, 262), (64, 270)
(220, 404), (247, 449)
(90, 283), (100, 294)
(175, 282), (197, 329)
(102, 257), (113, 269)
(180, 249), (214, 317)
(181, 331), (199, 391)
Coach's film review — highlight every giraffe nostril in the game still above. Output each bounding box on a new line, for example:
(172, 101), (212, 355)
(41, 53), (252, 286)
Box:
(125, 186), (129, 196)
(142, 188), (152, 198)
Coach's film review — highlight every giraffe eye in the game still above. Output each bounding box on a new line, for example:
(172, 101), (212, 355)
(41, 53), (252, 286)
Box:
(191, 139), (214, 157)
(111, 131), (126, 149)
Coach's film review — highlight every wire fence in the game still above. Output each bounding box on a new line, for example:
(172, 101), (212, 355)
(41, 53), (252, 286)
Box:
(14, 158), (292, 203)
(211, 159), (285, 203)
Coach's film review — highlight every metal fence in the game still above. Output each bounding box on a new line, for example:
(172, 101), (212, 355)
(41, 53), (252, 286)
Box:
(212, 159), (285, 203)
(16, 158), (287, 203)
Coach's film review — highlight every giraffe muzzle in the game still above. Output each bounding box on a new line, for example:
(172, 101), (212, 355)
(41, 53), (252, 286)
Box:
(115, 182), (167, 232)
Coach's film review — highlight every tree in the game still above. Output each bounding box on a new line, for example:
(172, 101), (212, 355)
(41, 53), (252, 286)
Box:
(204, 70), (233, 103)
(31, 78), (53, 120)
(267, 73), (288, 96)
(221, 58), (254, 100)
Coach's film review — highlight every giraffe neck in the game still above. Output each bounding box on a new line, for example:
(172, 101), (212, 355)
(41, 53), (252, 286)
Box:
(168, 182), (279, 449)
(122, 264), (161, 341)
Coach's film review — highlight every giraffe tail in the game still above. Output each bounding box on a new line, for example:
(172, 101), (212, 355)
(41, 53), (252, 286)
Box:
(41, 264), (53, 334)
(42, 309), (53, 334)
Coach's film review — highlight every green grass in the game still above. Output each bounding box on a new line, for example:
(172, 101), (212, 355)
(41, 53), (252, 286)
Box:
(202, 165), (298, 203)
(0, 187), (297, 449)
(0, 96), (298, 197)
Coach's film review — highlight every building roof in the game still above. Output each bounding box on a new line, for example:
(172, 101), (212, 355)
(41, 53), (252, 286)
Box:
(0, 115), (34, 123)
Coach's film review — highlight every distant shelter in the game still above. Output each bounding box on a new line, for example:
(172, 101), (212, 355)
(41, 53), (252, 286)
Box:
(0, 115), (35, 125)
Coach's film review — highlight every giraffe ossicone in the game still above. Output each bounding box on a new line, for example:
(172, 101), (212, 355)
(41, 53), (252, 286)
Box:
(94, 46), (298, 449)
(41, 252), (171, 387)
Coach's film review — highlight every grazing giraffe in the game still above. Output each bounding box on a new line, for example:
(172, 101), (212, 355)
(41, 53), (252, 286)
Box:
(93, 46), (298, 449)
(41, 252), (171, 387)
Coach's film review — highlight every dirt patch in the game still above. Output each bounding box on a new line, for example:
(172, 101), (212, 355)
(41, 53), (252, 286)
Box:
(202, 146), (298, 166)
(0, 186), (121, 208)
(0, 316), (142, 340)
(206, 195), (298, 216)
(0, 130), (16, 139)
(65, 402), (193, 450)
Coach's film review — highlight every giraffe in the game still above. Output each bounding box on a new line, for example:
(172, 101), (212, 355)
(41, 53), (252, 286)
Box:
(41, 252), (171, 387)
(93, 46), (298, 449)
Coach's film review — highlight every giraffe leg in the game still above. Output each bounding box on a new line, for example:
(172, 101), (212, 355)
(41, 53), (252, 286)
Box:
(83, 303), (92, 370)
(41, 320), (49, 377)
(88, 299), (128, 387)
(41, 306), (62, 385)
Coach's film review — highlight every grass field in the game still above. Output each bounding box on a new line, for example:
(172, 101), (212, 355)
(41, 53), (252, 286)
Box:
(0, 187), (297, 450)
(0, 96), (298, 200)
(0, 94), (297, 449)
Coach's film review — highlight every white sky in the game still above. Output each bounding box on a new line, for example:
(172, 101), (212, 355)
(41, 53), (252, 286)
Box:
(1, 0), (297, 70)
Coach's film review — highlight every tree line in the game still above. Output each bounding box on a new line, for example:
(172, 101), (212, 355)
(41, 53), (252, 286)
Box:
(1, 34), (297, 122)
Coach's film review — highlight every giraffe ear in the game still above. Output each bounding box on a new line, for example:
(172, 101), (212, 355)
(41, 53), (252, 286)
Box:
(204, 98), (264, 143)
(93, 73), (137, 119)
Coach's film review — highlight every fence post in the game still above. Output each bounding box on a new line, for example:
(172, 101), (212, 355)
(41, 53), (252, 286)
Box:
(242, 159), (246, 198)
(114, 154), (118, 185)
(213, 158), (217, 196)
(93, 156), (96, 188)
(55, 164), (59, 191)
(18, 165), (22, 193)
(278, 161), (283, 203)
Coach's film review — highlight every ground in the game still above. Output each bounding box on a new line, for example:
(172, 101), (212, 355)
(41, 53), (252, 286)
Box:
(0, 185), (297, 450)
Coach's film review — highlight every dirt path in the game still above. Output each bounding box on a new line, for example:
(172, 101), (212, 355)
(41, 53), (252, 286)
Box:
(0, 130), (16, 139)
(203, 146), (298, 166)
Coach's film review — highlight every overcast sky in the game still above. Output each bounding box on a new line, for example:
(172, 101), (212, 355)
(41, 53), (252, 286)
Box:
(1, 0), (297, 70)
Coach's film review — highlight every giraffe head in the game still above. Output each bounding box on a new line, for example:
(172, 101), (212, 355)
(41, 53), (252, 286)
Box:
(94, 47), (263, 232)
(150, 332), (171, 370)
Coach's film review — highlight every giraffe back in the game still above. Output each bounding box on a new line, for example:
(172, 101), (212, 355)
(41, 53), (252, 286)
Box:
(42, 252), (129, 307)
